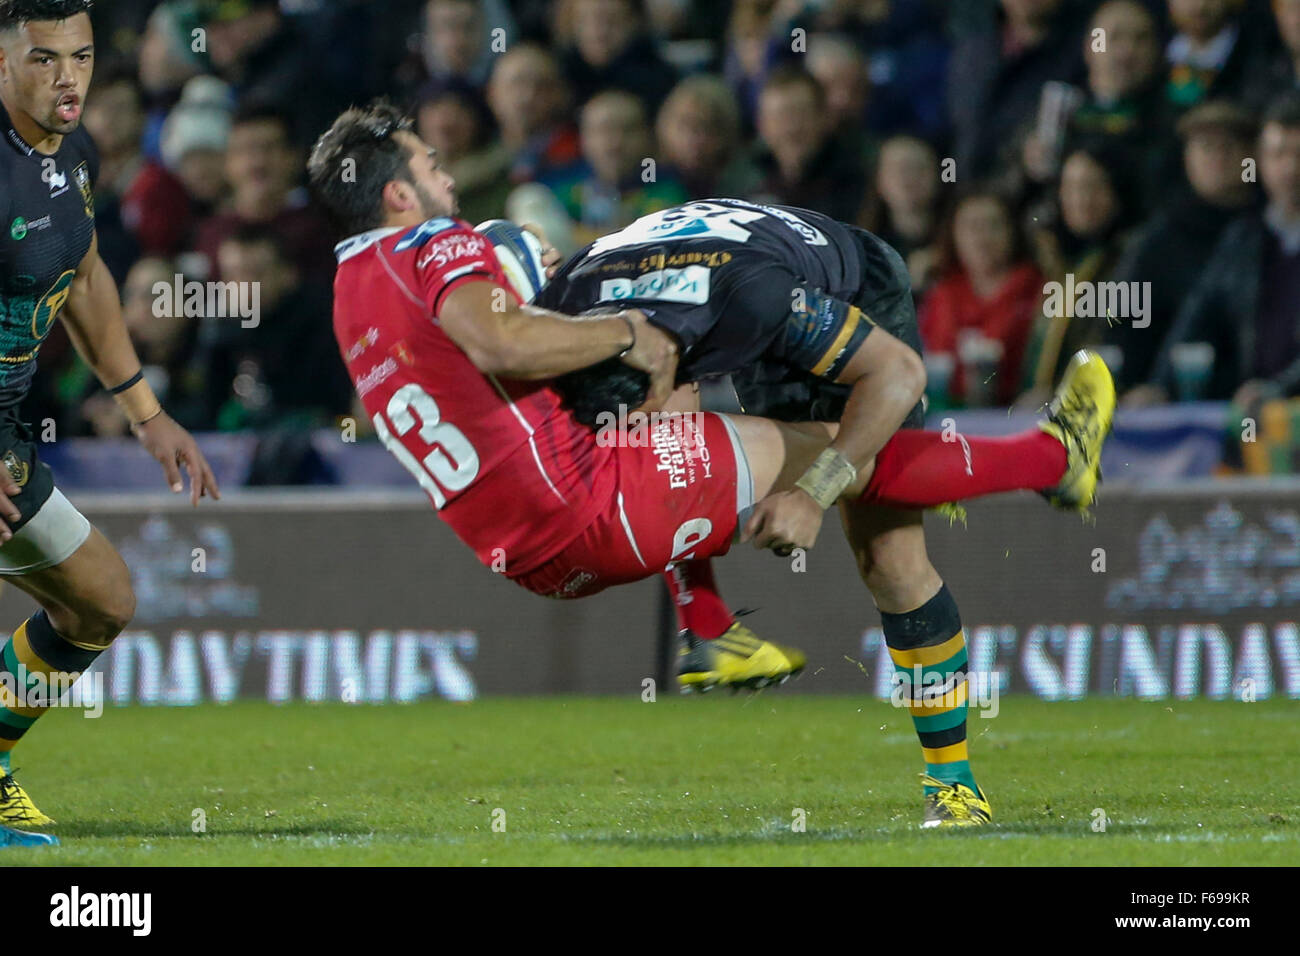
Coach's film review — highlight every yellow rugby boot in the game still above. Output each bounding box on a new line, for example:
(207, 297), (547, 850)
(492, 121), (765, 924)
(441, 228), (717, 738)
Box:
(920, 774), (993, 828)
(677, 621), (806, 692)
(1038, 349), (1116, 512)
(0, 771), (54, 827)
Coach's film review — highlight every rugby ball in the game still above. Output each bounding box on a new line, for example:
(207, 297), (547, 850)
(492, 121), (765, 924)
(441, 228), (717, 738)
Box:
(475, 219), (548, 303)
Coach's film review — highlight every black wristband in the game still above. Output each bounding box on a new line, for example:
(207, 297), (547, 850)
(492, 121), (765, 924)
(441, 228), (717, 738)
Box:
(616, 313), (636, 358)
(110, 370), (144, 394)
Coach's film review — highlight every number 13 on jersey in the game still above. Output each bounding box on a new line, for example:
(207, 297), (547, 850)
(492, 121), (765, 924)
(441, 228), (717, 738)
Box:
(372, 383), (480, 508)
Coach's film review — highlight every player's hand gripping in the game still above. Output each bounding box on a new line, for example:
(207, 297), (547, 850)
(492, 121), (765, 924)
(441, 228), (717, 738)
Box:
(133, 411), (221, 506)
(521, 223), (564, 279)
(743, 487), (825, 556)
(619, 309), (679, 412)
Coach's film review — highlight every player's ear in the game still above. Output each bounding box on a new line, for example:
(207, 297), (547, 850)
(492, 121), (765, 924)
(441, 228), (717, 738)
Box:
(381, 178), (414, 215)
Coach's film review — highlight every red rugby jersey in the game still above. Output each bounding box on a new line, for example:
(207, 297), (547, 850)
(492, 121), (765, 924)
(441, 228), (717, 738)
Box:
(331, 217), (611, 576)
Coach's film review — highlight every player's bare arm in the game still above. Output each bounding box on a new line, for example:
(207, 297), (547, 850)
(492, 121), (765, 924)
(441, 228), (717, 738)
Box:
(59, 230), (219, 505)
(745, 318), (925, 554)
(440, 280), (678, 405)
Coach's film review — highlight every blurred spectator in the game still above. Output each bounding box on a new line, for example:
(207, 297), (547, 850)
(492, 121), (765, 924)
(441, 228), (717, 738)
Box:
(1244, 0), (1300, 111)
(1164, 0), (1256, 110)
(1147, 93), (1300, 403)
(137, 2), (205, 161)
(197, 0), (343, 146)
(782, 0), (950, 140)
(919, 190), (1044, 406)
(79, 257), (213, 437)
(83, 65), (192, 260)
(749, 65), (868, 221)
(806, 33), (881, 173)
(948, 0), (1089, 178)
(193, 104), (334, 288)
(1110, 101), (1259, 396)
(416, 80), (511, 225)
(208, 228), (351, 431)
(394, 0), (517, 97)
(1024, 0), (1175, 211)
(724, 0), (782, 128)
(1022, 142), (1140, 399)
(160, 76), (234, 219)
(859, 133), (943, 290)
(485, 43), (581, 184)
(541, 90), (689, 247)
(560, 0), (679, 108)
(656, 75), (762, 199)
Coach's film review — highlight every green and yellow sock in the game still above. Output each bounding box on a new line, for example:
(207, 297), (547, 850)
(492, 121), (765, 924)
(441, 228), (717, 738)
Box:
(0, 610), (102, 769)
(881, 584), (979, 795)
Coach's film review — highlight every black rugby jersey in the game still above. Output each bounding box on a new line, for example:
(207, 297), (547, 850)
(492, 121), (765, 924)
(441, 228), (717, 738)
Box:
(0, 102), (98, 407)
(534, 198), (868, 382)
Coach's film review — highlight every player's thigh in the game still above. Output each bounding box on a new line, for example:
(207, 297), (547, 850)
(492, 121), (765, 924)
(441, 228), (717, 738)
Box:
(5, 527), (135, 641)
(723, 413), (836, 502)
(837, 500), (941, 613)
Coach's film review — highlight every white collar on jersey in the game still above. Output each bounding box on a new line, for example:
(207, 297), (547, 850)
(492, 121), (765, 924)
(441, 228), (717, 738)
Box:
(334, 227), (402, 263)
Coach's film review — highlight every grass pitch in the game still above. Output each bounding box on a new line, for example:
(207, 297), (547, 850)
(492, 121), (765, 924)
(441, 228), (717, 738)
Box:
(4, 696), (1296, 865)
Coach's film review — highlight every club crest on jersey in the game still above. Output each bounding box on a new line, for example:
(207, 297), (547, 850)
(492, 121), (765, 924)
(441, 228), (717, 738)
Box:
(3, 449), (28, 488)
(389, 341), (415, 366)
(73, 162), (93, 217)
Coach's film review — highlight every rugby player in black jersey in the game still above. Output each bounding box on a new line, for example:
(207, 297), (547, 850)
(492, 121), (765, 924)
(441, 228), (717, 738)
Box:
(538, 198), (1115, 826)
(0, 0), (219, 847)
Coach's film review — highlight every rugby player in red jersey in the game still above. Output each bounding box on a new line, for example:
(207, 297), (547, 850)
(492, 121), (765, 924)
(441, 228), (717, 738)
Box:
(308, 102), (1114, 827)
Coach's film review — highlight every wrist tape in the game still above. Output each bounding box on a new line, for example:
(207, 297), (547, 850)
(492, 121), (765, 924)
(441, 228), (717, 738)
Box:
(794, 447), (858, 510)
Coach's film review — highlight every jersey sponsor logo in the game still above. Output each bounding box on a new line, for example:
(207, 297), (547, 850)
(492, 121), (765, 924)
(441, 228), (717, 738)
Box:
(355, 356), (398, 397)
(649, 415), (711, 490)
(345, 327), (379, 362)
(753, 201), (827, 245)
(417, 233), (488, 270)
(598, 265), (711, 305)
(9, 217), (25, 240)
(556, 568), (597, 597)
(394, 217), (457, 252)
(669, 518), (714, 563)
(73, 162), (93, 217)
(587, 202), (767, 254)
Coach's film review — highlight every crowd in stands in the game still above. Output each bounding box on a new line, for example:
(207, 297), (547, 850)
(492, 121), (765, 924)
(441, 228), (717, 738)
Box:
(41, 0), (1300, 442)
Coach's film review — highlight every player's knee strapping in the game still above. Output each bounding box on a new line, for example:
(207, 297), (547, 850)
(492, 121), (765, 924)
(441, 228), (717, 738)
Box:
(0, 610), (103, 762)
(880, 584), (977, 793)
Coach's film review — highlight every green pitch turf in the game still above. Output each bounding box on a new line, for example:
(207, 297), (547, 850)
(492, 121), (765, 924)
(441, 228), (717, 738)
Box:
(4, 696), (1296, 865)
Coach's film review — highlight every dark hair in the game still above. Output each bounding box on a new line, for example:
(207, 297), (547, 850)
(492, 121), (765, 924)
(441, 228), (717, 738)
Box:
(555, 358), (649, 428)
(0, 0), (92, 29)
(91, 60), (142, 105)
(552, 305), (650, 426)
(307, 100), (416, 235)
(232, 100), (293, 138)
(413, 77), (495, 151)
(934, 186), (1027, 277)
(221, 222), (288, 261)
(1263, 91), (1300, 133)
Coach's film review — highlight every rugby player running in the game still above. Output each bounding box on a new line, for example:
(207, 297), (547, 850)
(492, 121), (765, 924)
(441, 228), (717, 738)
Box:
(312, 101), (1114, 827)
(0, 0), (219, 848)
